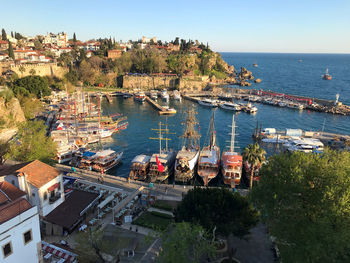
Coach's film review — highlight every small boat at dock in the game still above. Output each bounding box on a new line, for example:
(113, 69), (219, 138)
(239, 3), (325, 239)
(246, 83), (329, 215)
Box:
(161, 90), (170, 102)
(219, 102), (241, 111)
(198, 98), (218, 107)
(92, 149), (123, 173)
(173, 90), (182, 101)
(150, 90), (158, 100)
(134, 92), (146, 102)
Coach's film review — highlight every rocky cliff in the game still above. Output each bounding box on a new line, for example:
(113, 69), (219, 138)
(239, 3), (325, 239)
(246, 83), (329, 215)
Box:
(0, 97), (26, 142)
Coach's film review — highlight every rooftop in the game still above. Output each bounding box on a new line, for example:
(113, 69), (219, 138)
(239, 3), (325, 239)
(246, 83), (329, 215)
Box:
(0, 198), (32, 224)
(0, 160), (60, 188)
(0, 181), (26, 204)
(44, 190), (99, 230)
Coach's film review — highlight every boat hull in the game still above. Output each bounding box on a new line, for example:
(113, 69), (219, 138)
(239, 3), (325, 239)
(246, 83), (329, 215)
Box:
(197, 146), (220, 186)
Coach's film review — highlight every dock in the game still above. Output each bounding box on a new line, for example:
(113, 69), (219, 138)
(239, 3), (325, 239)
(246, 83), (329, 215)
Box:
(145, 96), (176, 115)
(105, 93), (113, 103)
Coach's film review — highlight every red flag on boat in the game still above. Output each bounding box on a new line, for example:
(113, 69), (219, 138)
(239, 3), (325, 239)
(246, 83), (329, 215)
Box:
(155, 155), (164, 173)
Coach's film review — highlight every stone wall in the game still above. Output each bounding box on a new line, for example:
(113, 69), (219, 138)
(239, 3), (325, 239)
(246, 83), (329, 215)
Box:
(8, 63), (67, 78)
(121, 75), (179, 90)
(121, 75), (209, 91)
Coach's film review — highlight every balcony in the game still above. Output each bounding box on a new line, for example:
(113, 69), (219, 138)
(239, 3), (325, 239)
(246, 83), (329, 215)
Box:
(49, 193), (61, 204)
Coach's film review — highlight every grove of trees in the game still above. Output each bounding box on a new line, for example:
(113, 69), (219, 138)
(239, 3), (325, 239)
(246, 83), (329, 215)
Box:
(252, 150), (350, 262)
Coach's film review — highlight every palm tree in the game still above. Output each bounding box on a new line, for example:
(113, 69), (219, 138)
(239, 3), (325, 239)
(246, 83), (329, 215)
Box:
(243, 143), (266, 190)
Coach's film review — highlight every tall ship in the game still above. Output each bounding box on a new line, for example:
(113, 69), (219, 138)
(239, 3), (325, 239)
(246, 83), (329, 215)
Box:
(148, 121), (177, 182)
(197, 110), (220, 186)
(174, 107), (201, 183)
(322, 68), (332, 80)
(221, 114), (243, 188)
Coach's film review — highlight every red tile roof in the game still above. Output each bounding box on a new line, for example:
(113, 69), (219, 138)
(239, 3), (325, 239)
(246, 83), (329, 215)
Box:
(16, 160), (60, 188)
(0, 40), (8, 44)
(0, 181), (26, 201)
(0, 198), (32, 224)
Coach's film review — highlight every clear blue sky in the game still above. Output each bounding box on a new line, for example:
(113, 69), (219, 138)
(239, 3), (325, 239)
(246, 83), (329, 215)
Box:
(1, 0), (349, 53)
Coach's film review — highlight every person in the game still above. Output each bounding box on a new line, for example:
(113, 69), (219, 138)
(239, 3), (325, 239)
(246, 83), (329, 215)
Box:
(136, 227), (138, 233)
(165, 187), (168, 194)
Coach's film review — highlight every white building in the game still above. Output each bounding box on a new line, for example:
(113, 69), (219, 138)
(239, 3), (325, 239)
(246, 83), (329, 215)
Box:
(0, 181), (42, 263)
(43, 32), (67, 48)
(0, 160), (65, 216)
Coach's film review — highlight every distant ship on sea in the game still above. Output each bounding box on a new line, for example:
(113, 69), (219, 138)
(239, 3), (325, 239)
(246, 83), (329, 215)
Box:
(322, 68), (332, 80)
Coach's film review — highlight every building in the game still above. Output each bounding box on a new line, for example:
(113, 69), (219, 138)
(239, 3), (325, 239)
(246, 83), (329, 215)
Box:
(84, 41), (100, 51)
(107, 49), (122, 59)
(43, 32), (67, 48)
(0, 181), (42, 263)
(0, 160), (65, 216)
(142, 36), (156, 44)
(0, 40), (9, 50)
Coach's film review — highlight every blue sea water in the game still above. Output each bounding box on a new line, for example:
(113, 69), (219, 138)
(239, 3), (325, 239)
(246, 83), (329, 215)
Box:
(98, 53), (350, 178)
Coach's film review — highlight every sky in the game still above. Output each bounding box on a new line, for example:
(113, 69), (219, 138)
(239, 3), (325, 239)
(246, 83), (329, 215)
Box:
(1, 0), (350, 53)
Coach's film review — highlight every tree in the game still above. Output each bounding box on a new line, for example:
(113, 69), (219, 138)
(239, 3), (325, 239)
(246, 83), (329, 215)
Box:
(242, 143), (266, 190)
(11, 75), (50, 98)
(19, 66), (26, 76)
(2, 28), (7, 40)
(73, 32), (77, 42)
(75, 227), (130, 263)
(175, 187), (259, 238)
(79, 60), (97, 85)
(29, 69), (36, 76)
(8, 41), (14, 60)
(11, 31), (13, 38)
(34, 40), (42, 50)
(157, 222), (216, 263)
(5, 120), (56, 163)
(251, 150), (350, 263)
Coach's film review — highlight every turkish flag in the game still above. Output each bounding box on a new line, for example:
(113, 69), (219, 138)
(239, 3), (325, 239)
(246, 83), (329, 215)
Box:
(155, 155), (164, 173)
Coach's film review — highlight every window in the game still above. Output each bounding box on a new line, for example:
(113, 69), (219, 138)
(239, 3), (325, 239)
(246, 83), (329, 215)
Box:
(2, 242), (12, 258)
(44, 192), (47, 200)
(23, 230), (32, 245)
(58, 184), (61, 191)
(50, 191), (55, 198)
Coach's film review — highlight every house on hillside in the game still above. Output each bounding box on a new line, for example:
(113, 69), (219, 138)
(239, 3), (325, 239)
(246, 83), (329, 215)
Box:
(0, 181), (42, 263)
(108, 49), (122, 59)
(0, 160), (65, 216)
(0, 40), (9, 50)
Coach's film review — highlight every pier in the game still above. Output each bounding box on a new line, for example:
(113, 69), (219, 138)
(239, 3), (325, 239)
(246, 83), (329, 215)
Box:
(182, 89), (350, 116)
(145, 96), (176, 115)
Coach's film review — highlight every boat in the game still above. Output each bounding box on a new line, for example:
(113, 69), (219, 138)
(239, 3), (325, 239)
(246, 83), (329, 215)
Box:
(129, 154), (151, 181)
(56, 144), (79, 164)
(221, 114), (243, 188)
(278, 101), (287, 107)
(253, 63), (258, 67)
(198, 98), (218, 107)
(134, 92), (146, 102)
(322, 68), (332, 80)
(283, 138), (324, 153)
(150, 90), (158, 100)
(173, 90), (182, 101)
(198, 110), (220, 186)
(244, 103), (258, 114)
(123, 92), (132, 99)
(161, 90), (170, 102)
(174, 107), (201, 183)
(148, 121), (177, 182)
(92, 149), (123, 173)
(219, 102), (241, 111)
(162, 106), (177, 115)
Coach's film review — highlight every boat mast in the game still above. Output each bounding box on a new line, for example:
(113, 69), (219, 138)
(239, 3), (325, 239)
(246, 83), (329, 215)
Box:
(180, 106), (200, 149)
(209, 110), (216, 148)
(149, 121), (171, 155)
(97, 94), (101, 129)
(230, 114), (235, 152)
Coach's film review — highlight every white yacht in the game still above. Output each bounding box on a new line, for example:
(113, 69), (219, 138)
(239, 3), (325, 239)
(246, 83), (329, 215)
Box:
(198, 98), (218, 107)
(219, 102), (241, 111)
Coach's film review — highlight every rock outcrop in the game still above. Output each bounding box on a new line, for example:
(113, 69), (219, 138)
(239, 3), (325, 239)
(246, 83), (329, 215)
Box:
(0, 97), (26, 131)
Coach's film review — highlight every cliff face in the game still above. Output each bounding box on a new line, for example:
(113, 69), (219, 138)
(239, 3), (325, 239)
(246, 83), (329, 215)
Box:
(0, 97), (25, 133)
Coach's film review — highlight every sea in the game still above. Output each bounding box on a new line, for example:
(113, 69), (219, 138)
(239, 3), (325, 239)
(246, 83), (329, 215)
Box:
(96, 52), (350, 179)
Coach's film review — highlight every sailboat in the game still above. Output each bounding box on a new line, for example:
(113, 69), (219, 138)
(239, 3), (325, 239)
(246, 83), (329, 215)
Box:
(174, 106), (201, 183)
(221, 114), (243, 188)
(148, 121), (177, 182)
(197, 110), (220, 186)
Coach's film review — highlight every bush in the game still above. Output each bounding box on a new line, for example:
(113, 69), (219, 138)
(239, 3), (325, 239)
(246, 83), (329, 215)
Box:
(133, 211), (173, 231)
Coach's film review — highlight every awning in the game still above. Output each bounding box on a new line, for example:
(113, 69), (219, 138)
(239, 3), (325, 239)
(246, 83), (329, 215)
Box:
(48, 183), (60, 192)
